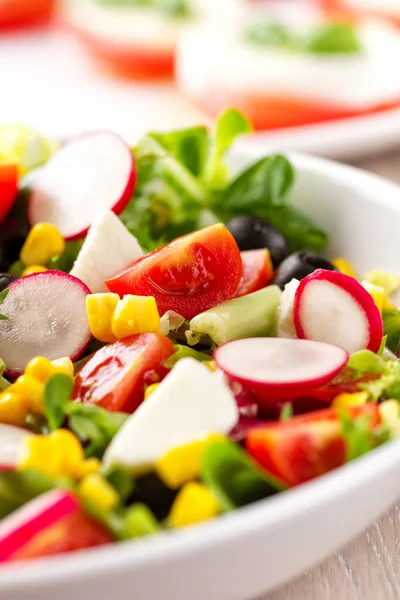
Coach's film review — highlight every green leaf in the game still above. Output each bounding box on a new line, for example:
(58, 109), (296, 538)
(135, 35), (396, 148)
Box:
(0, 287), (9, 317)
(8, 260), (24, 277)
(163, 344), (211, 369)
(378, 335), (387, 356)
(44, 373), (74, 431)
(340, 412), (388, 462)
(383, 310), (400, 356)
(0, 358), (10, 391)
(202, 440), (285, 511)
(122, 503), (161, 539)
(102, 466), (135, 503)
(245, 22), (296, 49)
(0, 469), (56, 518)
(264, 204), (329, 253)
(48, 240), (84, 273)
(305, 22), (362, 55)
(280, 402), (293, 422)
(347, 350), (384, 378)
(149, 126), (208, 177)
(359, 360), (400, 401)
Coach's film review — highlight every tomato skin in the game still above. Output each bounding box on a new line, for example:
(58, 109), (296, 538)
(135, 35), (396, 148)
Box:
(0, 0), (55, 29)
(235, 249), (273, 298)
(246, 405), (380, 486)
(8, 511), (112, 562)
(0, 164), (18, 224)
(106, 224), (243, 320)
(73, 333), (175, 413)
(192, 91), (400, 130)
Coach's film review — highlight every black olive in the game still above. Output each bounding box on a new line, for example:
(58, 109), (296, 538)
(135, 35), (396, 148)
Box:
(0, 219), (29, 271)
(131, 472), (178, 521)
(273, 252), (337, 290)
(0, 273), (17, 293)
(226, 216), (289, 268)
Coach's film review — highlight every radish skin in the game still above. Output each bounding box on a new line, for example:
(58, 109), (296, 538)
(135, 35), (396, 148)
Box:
(294, 270), (383, 354)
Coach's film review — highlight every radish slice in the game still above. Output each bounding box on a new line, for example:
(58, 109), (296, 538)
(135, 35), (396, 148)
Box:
(0, 424), (33, 471)
(0, 489), (80, 562)
(294, 270), (383, 354)
(0, 271), (91, 372)
(214, 338), (348, 397)
(29, 132), (136, 241)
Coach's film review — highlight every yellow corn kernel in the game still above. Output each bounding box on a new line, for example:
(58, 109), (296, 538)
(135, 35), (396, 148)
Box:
(168, 482), (220, 528)
(79, 457), (101, 477)
(20, 223), (65, 267)
(332, 258), (358, 280)
(51, 357), (74, 377)
(203, 360), (217, 373)
(144, 383), (160, 400)
(155, 434), (225, 489)
(25, 356), (57, 383)
(332, 391), (369, 411)
(382, 296), (397, 311)
(12, 374), (44, 414)
(111, 295), (160, 340)
(22, 265), (48, 277)
(78, 474), (119, 511)
(0, 391), (30, 426)
(365, 270), (400, 297)
(379, 400), (400, 438)
(361, 281), (385, 315)
(86, 293), (119, 343)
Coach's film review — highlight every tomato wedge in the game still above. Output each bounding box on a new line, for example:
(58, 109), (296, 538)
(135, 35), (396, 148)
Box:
(246, 404), (380, 486)
(9, 511), (112, 562)
(0, 0), (55, 29)
(193, 91), (400, 130)
(106, 224), (243, 320)
(235, 249), (273, 298)
(73, 333), (175, 413)
(0, 164), (18, 224)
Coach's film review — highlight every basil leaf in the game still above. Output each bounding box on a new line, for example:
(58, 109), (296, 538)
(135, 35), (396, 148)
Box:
(44, 373), (73, 431)
(202, 440), (284, 511)
(347, 350), (384, 378)
(149, 126), (208, 177)
(163, 344), (211, 369)
(103, 466), (135, 503)
(122, 503), (161, 539)
(0, 358), (10, 391)
(306, 23), (361, 55)
(0, 469), (56, 518)
(383, 310), (400, 356)
(48, 240), (84, 273)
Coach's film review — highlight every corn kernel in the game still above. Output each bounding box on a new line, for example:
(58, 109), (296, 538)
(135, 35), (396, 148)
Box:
(155, 434), (224, 489)
(12, 374), (44, 414)
(25, 356), (57, 383)
(20, 223), (65, 267)
(332, 391), (369, 411)
(168, 482), (220, 528)
(361, 281), (385, 315)
(22, 265), (48, 277)
(86, 293), (119, 343)
(203, 360), (217, 373)
(51, 357), (74, 377)
(332, 258), (358, 280)
(79, 473), (119, 511)
(144, 383), (160, 400)
(111, 295), (160, 339)
(0, 391), (30, 426)
(379, 400), (400, 438)
(79, 457), (101, 477)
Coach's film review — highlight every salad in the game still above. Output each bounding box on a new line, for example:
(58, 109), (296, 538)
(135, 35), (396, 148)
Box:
(176, 11), (400, 129)
(1, 111), (400, 563)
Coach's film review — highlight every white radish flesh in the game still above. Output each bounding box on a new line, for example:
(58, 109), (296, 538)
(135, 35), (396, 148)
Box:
(294, 270), (383, 354)
(29, 132), (136, 240)
(214, 338), (348, 393)
(0, 489), (80, 562)
(0, 424), (33, 470)
(277, 278), (299, 339)
(0, 271), (91, 372)
(70, 209), (143, 293)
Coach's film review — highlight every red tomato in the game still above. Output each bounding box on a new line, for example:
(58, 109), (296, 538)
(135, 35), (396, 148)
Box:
(235, 249), (273, 298)
(322, 0), (400, 27)
(193, 91), (400, 130)
(9, 511), (112, 562)
(73, 333), (175, 413)
(0, 164), (18, 224)
(106, 224), (243, 320)
(0, 0), (55, 29)
(246, 404), (380, 486)
(68, 24), (175, 80)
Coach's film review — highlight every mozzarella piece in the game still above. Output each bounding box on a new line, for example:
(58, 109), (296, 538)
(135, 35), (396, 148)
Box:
(177, 20), (400, 109)
(70, 210), (143, 293)
(103, 358), (239, 471)
(277, 279), (299, 339)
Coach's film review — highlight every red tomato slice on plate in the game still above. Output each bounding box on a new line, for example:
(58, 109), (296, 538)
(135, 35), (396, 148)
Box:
(0, 164), (18, 224)
(73, 332), (175, 413)
(106, 224), (243, 320)
(9, 511), (112, 562)
(235, 249), (273, 298)
(0, 0), (55, 28)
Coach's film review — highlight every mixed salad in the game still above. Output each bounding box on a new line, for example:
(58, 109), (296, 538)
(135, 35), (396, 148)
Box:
(1, 111), (400, 563)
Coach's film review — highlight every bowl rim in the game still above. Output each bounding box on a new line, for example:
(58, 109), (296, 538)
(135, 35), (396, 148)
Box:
(1, 148), (400, 589)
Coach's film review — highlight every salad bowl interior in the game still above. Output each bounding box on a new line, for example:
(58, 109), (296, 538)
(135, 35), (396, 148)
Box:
(2, 147), (400, 600)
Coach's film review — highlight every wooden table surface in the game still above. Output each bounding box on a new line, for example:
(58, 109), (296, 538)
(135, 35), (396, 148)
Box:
(261, 150), (400, 600)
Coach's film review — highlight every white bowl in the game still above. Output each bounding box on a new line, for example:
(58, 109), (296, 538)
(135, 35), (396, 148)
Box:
(2, 148), (400, 600)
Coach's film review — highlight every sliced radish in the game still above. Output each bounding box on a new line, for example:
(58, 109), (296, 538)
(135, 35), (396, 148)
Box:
(29, 132), (136, 240)
(0, 424), (33, 471)
(0, 489), (80, 562)
(294, 270), (383, 354)
(0, 271), (91, 373)
(214, 338), (349, 403)
(277, 278), (299, 339)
